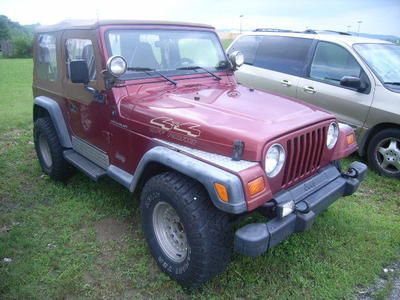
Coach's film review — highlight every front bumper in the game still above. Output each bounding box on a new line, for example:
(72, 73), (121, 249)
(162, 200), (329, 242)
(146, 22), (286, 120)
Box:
(234, 161), (367, 257)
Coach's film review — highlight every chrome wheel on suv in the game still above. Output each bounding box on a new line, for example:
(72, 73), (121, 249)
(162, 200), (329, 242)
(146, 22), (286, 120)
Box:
(375, 137), (400, 174)
(368, 128), (400, 178)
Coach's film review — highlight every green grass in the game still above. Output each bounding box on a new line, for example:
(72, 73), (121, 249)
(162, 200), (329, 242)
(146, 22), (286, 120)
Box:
(0, 58), (399, 299)
(221, 39), (233, 50)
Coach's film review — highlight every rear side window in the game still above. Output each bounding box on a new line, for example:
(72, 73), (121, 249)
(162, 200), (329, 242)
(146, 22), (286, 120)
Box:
(227, 35), (261, 65)
(37, 34), (58, 81)
(253, 36), (313, 76)
(310, 41), (362, 85)
(66, 39), (96, 81)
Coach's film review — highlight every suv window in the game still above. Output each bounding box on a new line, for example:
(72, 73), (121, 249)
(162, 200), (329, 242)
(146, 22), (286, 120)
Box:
(227, 35), (261, 65)
(66, 39), (96, 81)
(37, 34), (58, 81)
(310, 41), (362, 85)
(253, 36), (313, 76)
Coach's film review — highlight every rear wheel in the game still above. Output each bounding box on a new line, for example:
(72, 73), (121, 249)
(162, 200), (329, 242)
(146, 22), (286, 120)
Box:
(140, 172), (233, 287)
(367, 128), (400, 178)
(34, 117), (74, 181)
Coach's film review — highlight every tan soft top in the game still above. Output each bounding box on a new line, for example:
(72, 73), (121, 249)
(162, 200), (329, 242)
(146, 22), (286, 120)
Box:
(35, 19), (214, 33)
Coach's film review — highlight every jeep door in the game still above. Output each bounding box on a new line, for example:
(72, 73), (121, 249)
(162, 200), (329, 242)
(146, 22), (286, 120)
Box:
(61, 30), (111, 153)
(229, 35), (314, 98)
(297, 41), (374, 130)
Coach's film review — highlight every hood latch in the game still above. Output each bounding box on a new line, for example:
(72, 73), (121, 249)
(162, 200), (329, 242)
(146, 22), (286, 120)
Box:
(232, 140), (244, 161)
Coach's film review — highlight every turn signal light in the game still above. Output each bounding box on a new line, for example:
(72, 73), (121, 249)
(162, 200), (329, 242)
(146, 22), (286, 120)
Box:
(247, 176), (265, 196)
(346, 133), (355, 145)
(214, 183), (229, 202)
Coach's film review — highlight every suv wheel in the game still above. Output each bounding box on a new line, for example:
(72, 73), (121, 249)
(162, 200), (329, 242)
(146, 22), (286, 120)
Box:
(34, 117), (74, 181)
(367, 128), (400, 178)
(140, 172), (233, 287)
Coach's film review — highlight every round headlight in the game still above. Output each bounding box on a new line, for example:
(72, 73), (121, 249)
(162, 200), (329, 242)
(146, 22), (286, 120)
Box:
(326, 122), (339, 149)
(106, 55), (127, 77)
(265, 144), (285, 178)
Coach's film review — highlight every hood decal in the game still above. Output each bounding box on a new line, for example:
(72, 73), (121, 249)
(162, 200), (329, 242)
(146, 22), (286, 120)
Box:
(150, 116), (201, 145)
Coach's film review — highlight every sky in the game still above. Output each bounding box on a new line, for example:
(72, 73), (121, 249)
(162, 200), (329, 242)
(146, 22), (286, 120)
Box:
(1, 0), (399, 36)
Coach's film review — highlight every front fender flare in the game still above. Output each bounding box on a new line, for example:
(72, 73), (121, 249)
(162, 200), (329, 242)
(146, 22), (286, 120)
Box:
(34, 96), (72, 148)
(107, 146), (248, 214)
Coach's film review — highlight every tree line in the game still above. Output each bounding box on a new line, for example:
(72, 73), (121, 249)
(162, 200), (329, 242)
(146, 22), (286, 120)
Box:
(0, 15), (37, 58)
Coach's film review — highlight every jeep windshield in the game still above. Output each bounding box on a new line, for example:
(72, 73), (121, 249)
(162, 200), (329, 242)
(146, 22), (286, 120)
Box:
(354, 43), (400, 90)
(106, 29), (229, 80)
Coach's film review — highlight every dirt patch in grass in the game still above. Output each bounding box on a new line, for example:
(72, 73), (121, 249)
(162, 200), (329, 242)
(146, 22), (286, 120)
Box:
(0, 194), (21, 213)
(0, 128), (25, 140)
(356, 261), (400, 300)
(94, 217), (131, 243)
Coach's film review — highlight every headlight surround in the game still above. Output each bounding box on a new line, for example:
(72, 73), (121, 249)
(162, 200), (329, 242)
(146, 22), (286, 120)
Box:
(106, 55), (127, 77)
(326, 122), (339, 149)
(265, 144), (285, 178)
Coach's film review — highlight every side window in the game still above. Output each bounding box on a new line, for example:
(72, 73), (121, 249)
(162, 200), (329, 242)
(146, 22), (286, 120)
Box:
(227, 35), (261, 65)
(253, 36), (313, 76)
(66, 39), (96, 81)
(37, 34), (58, 81)
(310, 42), (362, 85)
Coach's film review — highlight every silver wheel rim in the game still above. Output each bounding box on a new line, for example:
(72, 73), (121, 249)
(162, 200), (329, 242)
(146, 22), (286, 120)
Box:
(39, 133), (53, 168)
(375, 137), (400, 174)
(152, 201), (188, 263)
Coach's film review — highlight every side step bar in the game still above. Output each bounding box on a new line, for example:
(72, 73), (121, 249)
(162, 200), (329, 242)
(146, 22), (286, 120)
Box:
(63, 149), (106, 181)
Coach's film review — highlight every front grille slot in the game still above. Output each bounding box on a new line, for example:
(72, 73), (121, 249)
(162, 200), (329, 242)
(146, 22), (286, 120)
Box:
(282, 126), (326, 188)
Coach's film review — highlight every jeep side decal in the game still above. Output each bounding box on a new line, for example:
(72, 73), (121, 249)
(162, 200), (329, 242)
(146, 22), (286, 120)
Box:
(150, 117), (201, 138)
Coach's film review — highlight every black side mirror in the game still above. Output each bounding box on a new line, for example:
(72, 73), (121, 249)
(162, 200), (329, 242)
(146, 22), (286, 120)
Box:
(340, 76), (361, 90)
(69, 60), (89, 84)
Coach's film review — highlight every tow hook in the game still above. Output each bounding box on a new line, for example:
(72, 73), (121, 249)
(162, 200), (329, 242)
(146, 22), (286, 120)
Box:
(294, 201), (310, 214)
(342, 167), (359, 179)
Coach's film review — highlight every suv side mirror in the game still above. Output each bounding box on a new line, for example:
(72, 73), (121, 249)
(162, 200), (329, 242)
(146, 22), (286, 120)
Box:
(69, 60), (89, 84)
(228, 51), (244, 70)
(340, 76), (361, 90)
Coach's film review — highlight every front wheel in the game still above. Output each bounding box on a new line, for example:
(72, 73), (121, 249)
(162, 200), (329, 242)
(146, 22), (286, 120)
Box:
(140, 172), (233, 288)
(367, 128), (400, 178)
(34, 117), (74, 181)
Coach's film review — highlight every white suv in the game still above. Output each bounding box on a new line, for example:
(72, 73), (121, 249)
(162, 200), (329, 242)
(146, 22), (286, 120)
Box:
(227, 31), (400, 178)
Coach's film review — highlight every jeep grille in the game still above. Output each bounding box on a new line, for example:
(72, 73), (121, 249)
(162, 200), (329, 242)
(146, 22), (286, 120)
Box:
(282, 126), (327, 188)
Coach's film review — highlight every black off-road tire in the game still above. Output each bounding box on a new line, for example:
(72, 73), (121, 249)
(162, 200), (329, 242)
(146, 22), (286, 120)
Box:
(34, 117), (74, 181)
(140, 172), (233, 288)
(367, 128), (400, 178)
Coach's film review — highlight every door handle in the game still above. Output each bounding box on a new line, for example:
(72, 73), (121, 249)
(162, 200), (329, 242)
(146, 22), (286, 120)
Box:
(303, 86), (316, 94)
(280, 79), (291, 87)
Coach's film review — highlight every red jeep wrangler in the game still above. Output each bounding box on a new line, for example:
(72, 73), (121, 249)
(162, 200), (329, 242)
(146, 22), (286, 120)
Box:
(32, 20), (367, 287)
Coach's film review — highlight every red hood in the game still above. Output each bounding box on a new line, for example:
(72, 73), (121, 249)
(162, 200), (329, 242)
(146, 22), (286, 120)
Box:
(118, 77), (334, 161)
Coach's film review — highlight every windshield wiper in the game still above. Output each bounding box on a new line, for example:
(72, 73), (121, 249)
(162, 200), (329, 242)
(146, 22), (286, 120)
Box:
(383, 82), (400, 86)
(176, 66), (221, 81)
(127, 67), (177, 85)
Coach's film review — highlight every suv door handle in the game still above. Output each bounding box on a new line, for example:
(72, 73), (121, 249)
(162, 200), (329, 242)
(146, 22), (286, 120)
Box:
(303, 86), (316, 94)
(280, 79), (291, 87)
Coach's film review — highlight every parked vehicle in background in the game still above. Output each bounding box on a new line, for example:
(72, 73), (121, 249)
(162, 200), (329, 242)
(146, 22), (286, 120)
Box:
(227, 31), (400, 178)
(32, 20), (366, 287)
